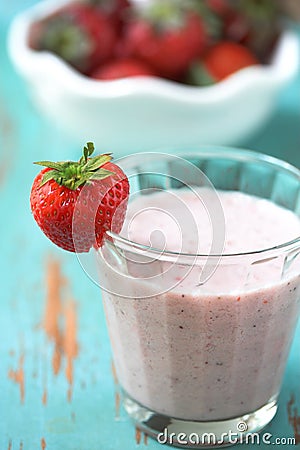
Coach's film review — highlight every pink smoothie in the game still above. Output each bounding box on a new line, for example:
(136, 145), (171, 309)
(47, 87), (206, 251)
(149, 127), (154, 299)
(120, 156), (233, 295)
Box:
(99, 189), (300, 421)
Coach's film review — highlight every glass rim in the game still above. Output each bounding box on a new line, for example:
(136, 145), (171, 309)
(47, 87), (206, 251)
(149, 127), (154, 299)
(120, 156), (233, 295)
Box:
(105, 146), (300, 261)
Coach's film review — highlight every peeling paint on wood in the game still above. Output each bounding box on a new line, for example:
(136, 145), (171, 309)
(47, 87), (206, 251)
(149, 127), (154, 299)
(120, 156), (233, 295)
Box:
(135, 427), (141, 445)
(42, 389), (47, 406)
(115, 391), (121, 420)
(64, 299), (79, 402)
(43, 257), (78, 402)
(8, 354), (25, 404)
(44, 257), (65, 375)
(134, 427), (148, 446)
(287, 394), (300, 444)
(111, 360), (118, 384)
(144, 433), (148, 445)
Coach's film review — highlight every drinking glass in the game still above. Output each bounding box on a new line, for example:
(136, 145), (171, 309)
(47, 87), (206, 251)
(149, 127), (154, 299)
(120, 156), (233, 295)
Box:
(95, 148), (300, 448)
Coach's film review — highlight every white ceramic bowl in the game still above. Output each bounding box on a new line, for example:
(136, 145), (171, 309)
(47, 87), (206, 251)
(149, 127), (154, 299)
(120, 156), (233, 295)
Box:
(8, 0), (300, 155)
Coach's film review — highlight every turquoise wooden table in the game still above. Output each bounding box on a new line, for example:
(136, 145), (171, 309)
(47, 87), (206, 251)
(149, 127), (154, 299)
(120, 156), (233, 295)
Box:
(0, 2), (300, 449)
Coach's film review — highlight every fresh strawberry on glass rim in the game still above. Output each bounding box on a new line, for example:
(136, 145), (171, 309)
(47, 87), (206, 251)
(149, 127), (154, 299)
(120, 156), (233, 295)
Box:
(30, 143), (129, 253)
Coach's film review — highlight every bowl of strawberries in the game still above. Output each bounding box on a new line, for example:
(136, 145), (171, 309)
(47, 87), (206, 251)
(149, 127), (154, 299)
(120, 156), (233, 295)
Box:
(8, 0), (300, 154)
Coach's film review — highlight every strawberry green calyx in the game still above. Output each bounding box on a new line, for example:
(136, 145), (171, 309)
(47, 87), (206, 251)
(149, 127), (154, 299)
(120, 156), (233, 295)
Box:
(36, 15), (92, 68)
(232, 0), (277, 20)
(137, 0), (221, 40)
(34, 142), (114, 191)
(136, 0), (187, 31)
(187, 62), (215, 86)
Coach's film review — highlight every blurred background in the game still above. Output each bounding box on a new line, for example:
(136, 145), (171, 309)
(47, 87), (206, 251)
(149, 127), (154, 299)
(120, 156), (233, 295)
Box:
(0, 1), (300, 449)
(2, 0), (300, 163)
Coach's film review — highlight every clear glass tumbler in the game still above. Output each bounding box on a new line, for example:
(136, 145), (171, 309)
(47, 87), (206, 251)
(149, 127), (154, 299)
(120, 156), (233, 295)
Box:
(96, 148), (300, 448)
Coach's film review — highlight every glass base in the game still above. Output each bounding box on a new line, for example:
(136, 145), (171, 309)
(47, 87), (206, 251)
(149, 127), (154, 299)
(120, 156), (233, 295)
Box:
(122, 391), (278, 448)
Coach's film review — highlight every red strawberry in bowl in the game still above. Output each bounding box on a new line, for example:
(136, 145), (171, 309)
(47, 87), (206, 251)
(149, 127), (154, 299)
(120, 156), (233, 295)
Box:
(30, 143), (129, 252)
(30, 2), (118, 75)
(123, 0), (209, 79)
(188, 41), (259, 86)
(91, 58), (157, 80)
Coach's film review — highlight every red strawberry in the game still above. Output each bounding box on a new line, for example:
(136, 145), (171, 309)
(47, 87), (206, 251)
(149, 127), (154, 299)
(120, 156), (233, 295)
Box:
(91, 58), (157, 80)
(30, 2), (118, 75)
(123, 1), (208, 78)
(188, 41), (258, 86)
(30, 143), (129, 253)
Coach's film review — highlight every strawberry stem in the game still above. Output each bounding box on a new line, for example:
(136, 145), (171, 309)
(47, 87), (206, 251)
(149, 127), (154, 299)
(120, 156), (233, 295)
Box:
(34, 142), (113, 190)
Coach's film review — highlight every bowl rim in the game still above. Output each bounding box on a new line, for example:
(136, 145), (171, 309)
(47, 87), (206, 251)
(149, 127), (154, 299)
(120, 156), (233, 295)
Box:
(7, 0), (300, 102)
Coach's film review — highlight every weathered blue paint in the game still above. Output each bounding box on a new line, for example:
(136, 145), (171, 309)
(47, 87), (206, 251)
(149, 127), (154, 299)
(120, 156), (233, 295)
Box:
(0, 3), (299, 448)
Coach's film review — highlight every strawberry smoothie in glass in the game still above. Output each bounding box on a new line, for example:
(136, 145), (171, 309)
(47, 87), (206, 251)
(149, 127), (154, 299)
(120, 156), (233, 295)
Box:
(96, 148), (300, 447)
